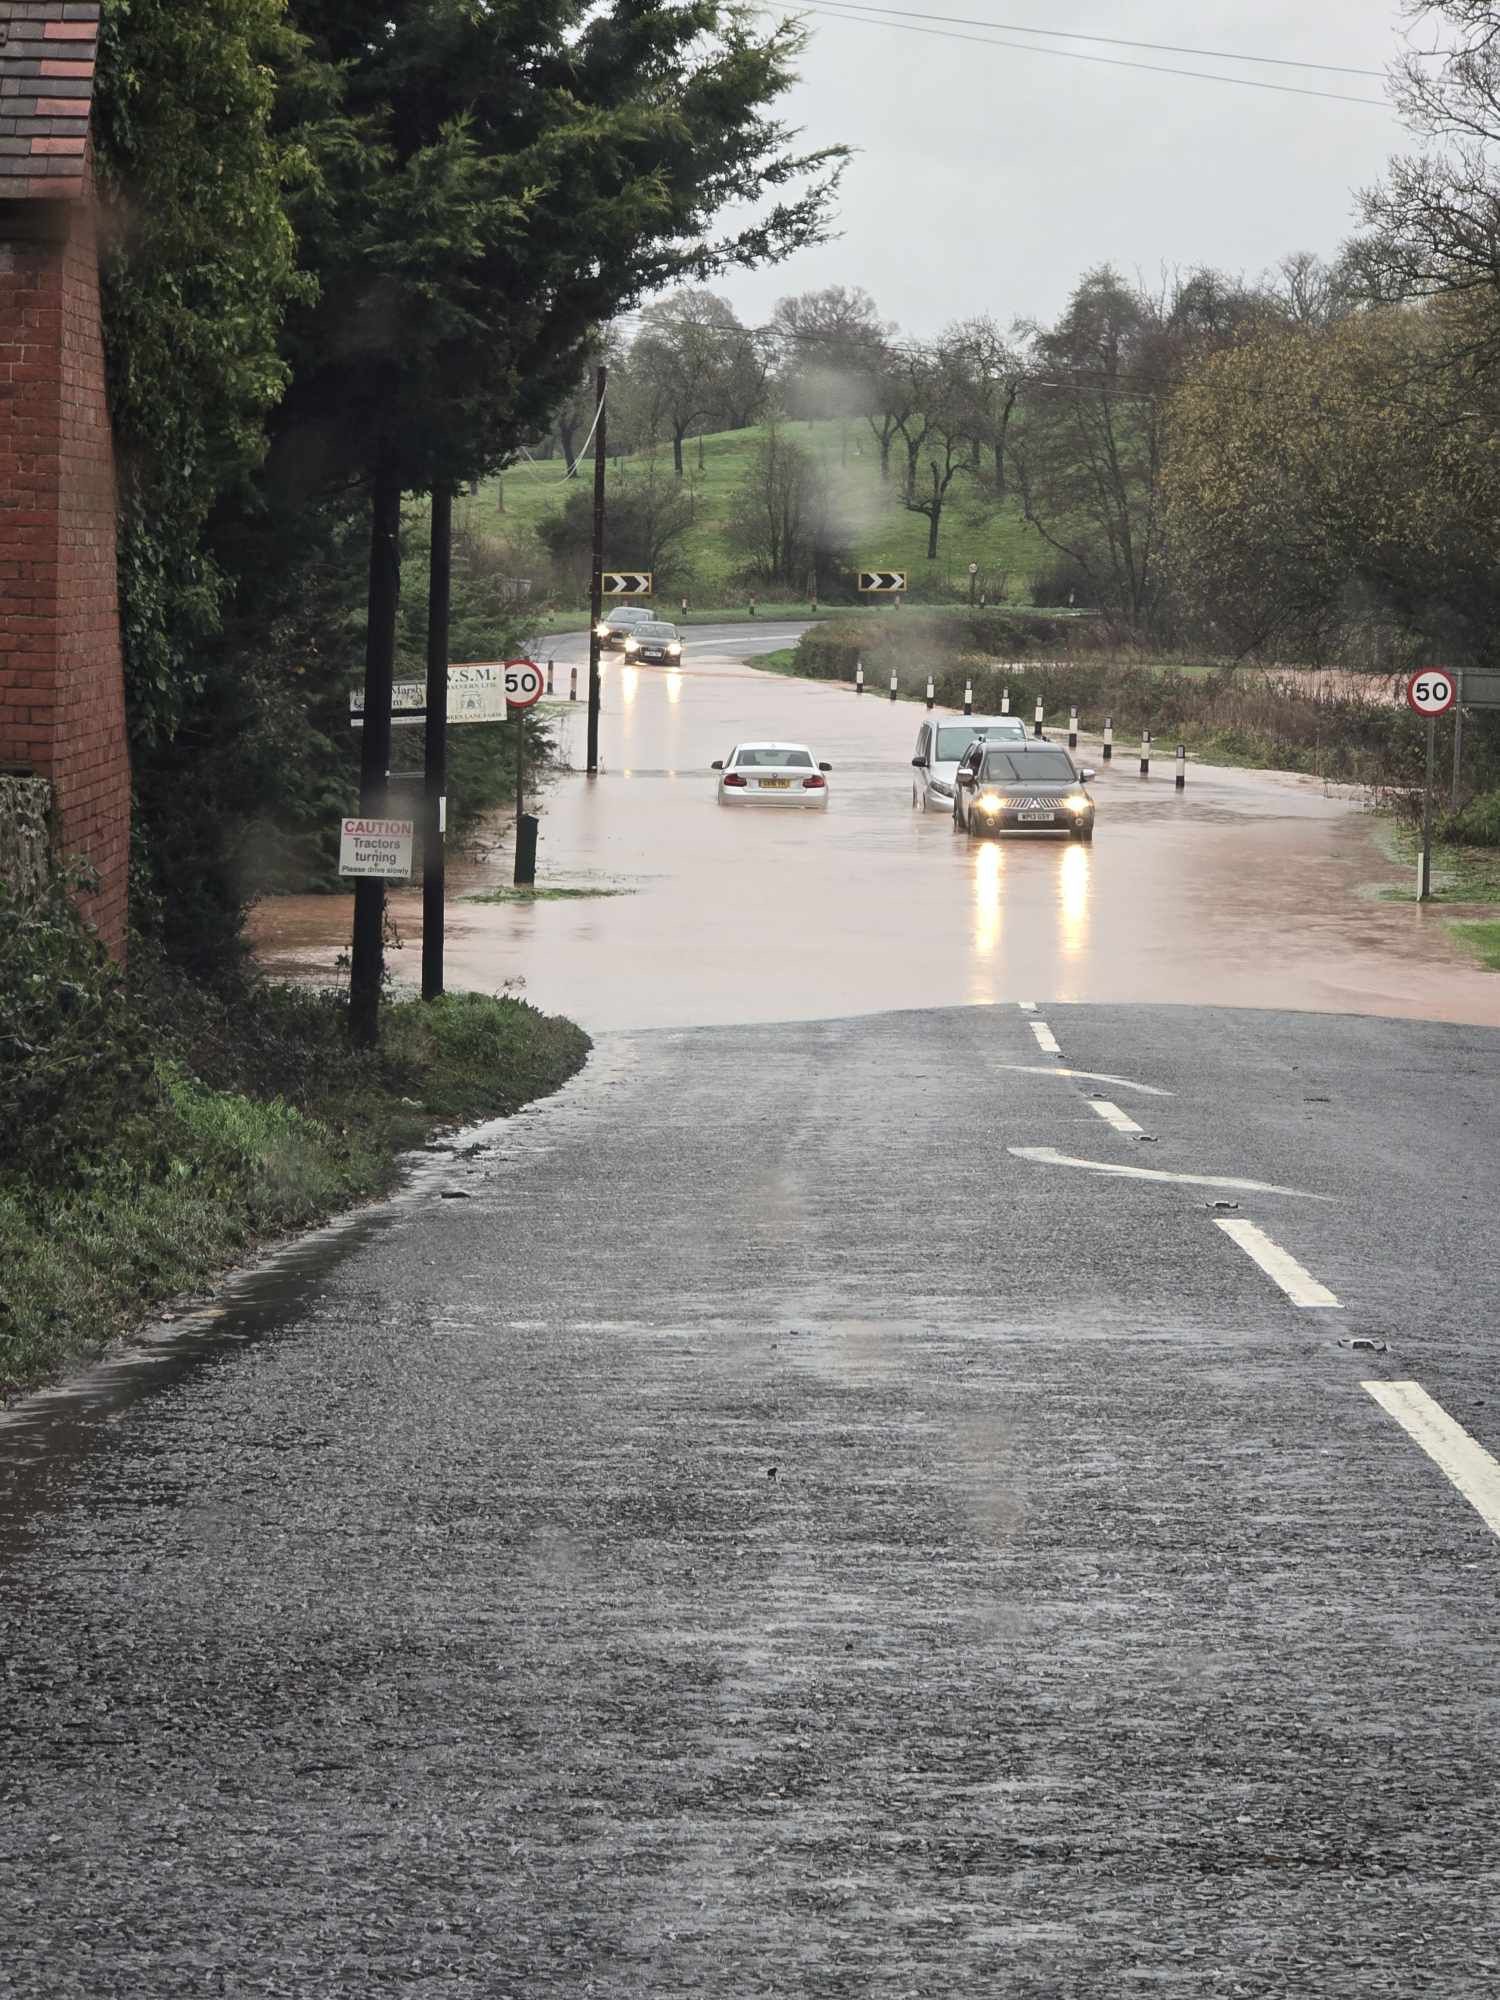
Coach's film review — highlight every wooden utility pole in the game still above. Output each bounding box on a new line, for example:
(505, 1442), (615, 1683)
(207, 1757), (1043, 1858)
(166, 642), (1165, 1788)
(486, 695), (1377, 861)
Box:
(422, 484), (452, 1001)
(586, 364), (607, 777)
(349, 461), (401, 1048)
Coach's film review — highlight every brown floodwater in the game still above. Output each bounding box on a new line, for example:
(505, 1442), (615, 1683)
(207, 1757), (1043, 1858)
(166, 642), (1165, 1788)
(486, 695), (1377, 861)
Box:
(251, 627), (1500, 1034)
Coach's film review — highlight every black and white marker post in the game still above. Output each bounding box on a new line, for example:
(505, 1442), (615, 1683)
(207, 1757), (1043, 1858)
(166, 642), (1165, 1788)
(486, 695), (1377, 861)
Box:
(1033, 696), (1045, 739)
(1175, 743), (1186, 791)
(855, 659), (864, 695)
(1001, 687), (1010, 716)
(1068, 705), (1078, 750)
(925, 675), (935, 709)
(889, 669), (898, 702)
(963, 679), (973, 715)
(1102, 716), (1113, 763)
(1140, 730), (1152, 777)
(1407, 669), (1458, 900)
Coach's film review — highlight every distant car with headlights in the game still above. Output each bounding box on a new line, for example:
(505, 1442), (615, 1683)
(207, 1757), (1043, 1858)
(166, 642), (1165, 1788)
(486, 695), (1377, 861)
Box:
(953, 741), (1095, 839)
(622, 620), (682, 664)
(596, 605), (652, 648)
(910, 712), (1029, 812)
(712, 742), (832, 809)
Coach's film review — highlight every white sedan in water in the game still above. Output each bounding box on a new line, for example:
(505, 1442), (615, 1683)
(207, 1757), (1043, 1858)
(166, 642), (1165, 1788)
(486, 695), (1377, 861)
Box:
(712, 741), (832, 808)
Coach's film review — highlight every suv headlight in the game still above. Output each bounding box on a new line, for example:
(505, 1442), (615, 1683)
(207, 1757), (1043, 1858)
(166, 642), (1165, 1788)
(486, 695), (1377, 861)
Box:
(1064, 792), (1091, 812)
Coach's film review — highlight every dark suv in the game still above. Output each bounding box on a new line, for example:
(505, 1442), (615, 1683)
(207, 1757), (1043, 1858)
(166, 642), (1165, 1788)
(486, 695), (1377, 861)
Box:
(953, 741), (1096, 840)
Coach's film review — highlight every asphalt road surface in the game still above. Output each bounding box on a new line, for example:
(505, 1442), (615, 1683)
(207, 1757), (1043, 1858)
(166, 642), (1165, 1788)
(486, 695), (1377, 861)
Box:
(7, 630), (1500, 1996)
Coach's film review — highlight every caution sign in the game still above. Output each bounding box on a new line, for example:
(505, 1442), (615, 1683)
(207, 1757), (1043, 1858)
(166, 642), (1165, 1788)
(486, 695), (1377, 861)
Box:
(339, 817), (414, 879)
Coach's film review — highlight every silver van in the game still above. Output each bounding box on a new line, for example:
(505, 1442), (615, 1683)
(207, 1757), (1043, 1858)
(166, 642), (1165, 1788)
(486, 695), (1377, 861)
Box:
(910, 713), (1029, 812)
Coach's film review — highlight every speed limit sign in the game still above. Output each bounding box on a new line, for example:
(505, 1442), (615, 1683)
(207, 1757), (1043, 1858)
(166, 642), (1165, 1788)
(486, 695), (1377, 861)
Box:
(503, 658), (544, 709)
(1407, 669), (1457, 717)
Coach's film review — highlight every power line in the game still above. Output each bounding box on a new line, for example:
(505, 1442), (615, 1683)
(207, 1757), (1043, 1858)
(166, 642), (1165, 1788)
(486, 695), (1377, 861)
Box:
(795, 4), (1392, 107)
(801, 3), (1389, 79)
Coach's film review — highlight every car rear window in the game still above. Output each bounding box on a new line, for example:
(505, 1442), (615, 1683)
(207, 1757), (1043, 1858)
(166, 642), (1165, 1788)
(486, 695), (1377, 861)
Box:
(981, 749), (1076, 782)
(734, 747), (813, 768)
(935, 725), (979, 760)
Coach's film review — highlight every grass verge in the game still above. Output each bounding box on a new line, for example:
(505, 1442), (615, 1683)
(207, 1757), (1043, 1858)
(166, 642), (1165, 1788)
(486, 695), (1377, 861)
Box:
(1450, 920), (1500, 969)
(1, 969), (590, 1400)
(466, 884), (634, 903)
(1370, 820), (1500, 904)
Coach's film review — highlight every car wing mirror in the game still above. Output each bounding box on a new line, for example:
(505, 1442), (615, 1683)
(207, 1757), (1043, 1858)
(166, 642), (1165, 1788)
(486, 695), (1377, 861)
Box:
(819, 762), (833, 773)
(911, 756), (925, 768)
(710, 760), (724, 771)
(955, 769), (975, 785)
(1080, 767), (1096, 781)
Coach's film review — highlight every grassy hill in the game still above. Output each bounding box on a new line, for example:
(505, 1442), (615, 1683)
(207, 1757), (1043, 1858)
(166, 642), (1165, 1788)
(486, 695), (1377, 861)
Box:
(464, 417), (1050, 609)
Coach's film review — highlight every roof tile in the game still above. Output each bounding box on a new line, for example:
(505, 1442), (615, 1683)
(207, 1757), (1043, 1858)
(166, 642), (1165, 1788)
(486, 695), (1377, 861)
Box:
(0, 0), (94, 193)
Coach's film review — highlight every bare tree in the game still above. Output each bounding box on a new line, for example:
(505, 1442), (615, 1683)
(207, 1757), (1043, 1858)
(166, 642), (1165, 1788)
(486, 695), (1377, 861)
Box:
(942, 314), (1025, 494)
(1013, 268), (1171, 626)
(727, 426), (848, 588)
(772, 284), (892, 423)
(630, 291), (767, 473)
(885, 343), (972, 561)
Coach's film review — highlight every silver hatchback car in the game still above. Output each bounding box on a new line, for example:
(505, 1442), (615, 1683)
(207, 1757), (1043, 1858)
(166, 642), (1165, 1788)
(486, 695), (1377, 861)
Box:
(911, 713), (1029, 812)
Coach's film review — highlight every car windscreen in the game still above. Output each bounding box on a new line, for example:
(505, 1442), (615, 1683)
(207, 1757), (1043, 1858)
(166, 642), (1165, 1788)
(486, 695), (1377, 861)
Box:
(611, 608), (648, 622)
(734, 747), (813, 768)
(635, 624), (675, 639)
(981, 749), (1076, 783)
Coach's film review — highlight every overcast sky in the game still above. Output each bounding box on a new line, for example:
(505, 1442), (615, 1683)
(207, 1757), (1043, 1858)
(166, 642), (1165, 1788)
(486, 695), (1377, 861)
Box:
(713, 1), (1419, 337)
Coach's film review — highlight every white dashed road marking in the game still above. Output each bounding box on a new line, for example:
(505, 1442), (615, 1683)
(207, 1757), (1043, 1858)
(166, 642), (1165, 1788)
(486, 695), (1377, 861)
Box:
(1031, 1022), (1062, 1056)
(993, 1064), (1173, 1098)
(1088, 1100), (1145, 1137)
(1009, 1147), (1333, 1201)
(1215, 1218), (1341, 1306)
(1364, 1381), (1500, 1540)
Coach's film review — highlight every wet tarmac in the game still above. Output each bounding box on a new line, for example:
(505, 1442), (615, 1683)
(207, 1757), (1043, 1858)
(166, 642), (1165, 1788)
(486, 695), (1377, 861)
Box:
(5, 1002), (1500, 1996)
(254, 624), (1500, 1031)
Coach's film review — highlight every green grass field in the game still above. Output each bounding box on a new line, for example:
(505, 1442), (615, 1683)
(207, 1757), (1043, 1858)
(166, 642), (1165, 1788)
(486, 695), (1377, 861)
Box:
(457, 418), (1050, 608)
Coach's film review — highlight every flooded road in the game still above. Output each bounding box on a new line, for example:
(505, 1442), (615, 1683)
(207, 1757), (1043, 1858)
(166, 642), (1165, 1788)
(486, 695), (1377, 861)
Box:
(254, 623), (1500, 1030)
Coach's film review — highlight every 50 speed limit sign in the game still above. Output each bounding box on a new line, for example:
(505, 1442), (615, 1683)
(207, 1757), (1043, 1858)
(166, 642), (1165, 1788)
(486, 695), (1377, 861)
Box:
(503, 658), (544, 709)
(1407, 669), (1457, 717)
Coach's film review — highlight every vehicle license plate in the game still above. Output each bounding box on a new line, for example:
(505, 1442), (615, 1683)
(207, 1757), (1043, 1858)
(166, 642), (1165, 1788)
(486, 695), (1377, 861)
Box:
(759, 777), (791, 789)
(1019, 809), (1055, 822)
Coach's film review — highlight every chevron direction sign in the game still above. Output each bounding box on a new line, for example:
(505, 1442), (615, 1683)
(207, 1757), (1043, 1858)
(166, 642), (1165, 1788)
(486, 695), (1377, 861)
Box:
(604, 571), (652, 595)
(859, 568), (906, 593)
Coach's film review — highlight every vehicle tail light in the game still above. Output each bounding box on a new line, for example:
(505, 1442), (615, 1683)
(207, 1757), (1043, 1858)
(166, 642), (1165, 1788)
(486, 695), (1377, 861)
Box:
(802, 774), (826, 789)
(723, 772), (748, 787)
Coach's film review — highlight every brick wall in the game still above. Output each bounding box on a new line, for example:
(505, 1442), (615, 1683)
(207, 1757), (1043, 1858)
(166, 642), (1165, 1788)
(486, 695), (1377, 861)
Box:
(0, 158), (130, 957)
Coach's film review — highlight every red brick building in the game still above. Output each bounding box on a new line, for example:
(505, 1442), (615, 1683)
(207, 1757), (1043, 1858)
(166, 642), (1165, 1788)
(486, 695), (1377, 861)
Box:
(0, 1), (129, 956)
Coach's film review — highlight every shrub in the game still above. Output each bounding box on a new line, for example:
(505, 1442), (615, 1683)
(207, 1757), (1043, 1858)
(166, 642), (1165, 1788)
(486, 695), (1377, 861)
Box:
(0, 878), (161, 1187)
